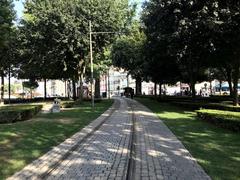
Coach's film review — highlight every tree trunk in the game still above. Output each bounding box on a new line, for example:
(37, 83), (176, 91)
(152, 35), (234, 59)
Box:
(154, 82), (157, 98)
(226, 68), (233, 97)
(232, 65), (239, 106)
(8, 67), (11, 104)
(65, 80), (67, 98)
(190, 80), (196, 99)
(67, 80), (71, 99)
(180, 82), (182, 96)
(159, 82), (162, 98)
(105, 74), (107, 97)
(44, 78), (47, 99)
(108, 70), (110, 99)
(72, 79), (77, 100)
(0, 72), (4, 104)
(78, 65), (86, 102)
(163, 84), (166, 96)
(135, 77), (142, 95)
(189, 60), (196, 99)
(95, 77), (101, 99)
(209, 80), (213, 96)
(219, 80), (222, 95)
(79, 73), (84, 102)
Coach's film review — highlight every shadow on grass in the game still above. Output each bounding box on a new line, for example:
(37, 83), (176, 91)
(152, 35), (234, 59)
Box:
(137, 97), (240, 180)
(0, 100), (113, 179)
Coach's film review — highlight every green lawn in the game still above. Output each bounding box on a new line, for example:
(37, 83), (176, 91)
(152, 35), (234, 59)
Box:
(137, 98), (240, 180)
(0, 99), (113, 179)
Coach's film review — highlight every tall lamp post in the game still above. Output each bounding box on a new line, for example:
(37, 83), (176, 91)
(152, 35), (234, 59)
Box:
(89, 21), (94, 108)
(89, 21), (122, 108)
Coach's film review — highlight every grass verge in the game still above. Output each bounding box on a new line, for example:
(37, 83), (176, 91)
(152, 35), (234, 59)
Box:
(136, 97), (240, 180)
(0, 99), (113, 179)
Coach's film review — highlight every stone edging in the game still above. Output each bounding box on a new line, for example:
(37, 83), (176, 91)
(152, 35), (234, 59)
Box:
(8, 100), (117, 180)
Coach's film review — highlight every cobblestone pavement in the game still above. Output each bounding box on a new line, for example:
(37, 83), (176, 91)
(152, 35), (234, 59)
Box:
(127, 99), (210, 180)
(46, 98), (132, 180)
(9, 98), (211, 180)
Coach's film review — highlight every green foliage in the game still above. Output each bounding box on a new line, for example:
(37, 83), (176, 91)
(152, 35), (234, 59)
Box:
(18, 0), (132, 81)
(197, 109), (240, 132)
(0, 0), (15, 48)
(0, 105), (42, 123)
(142, 0), (210, 93)
(0, 0), (16, 85)
(111, 22), (146, 78)
(4, 83), (22, 93)
(61, 101), (75, 108)
(141, 0), (240, 104)
(22, 80), (39, 90)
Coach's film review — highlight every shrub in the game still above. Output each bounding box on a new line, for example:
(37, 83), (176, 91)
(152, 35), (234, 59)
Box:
(171, 101), (240, 112)
(157, 95), (234, 103)
(61, 101), (75, 108)
(83, 98), (103, 103)
(196, 109), (240, 132)
(4, 97), (70, 104)
(0, 105), (43, 123)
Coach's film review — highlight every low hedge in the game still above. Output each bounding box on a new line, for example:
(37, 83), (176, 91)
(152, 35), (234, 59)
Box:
(4, 97), (70, 104)
(61, 101), (75, 108)
(83, 98), (102, 103)
(196, 109), (240, 132)
(157, 95), (234, 103)
(0, 105), (43, 123)
(171, 101), (240, 112)
(60, 99), (102, 108)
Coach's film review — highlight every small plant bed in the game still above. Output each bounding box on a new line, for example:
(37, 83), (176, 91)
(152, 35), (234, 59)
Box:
(0, 105), (43, 123)
(157, 95), (234, 103)
(0, 99), (113, 179)
(196, 109), (240, 132)
(171, 101), (240, 112)
(61, 101), (75, 108)
(136, 97), (240, 180)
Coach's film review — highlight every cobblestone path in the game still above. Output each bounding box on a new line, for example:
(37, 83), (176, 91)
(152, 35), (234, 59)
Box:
(45, 98), (132, 180)
(9, 98), (210, 180)
(127, 99), (210, 180)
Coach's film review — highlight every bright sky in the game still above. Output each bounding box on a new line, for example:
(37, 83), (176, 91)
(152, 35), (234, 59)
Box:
(14, 0), (24, 19)
(14, 0), (145, 19)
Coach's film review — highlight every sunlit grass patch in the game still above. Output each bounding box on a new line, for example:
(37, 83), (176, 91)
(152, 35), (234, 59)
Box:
(137, 98), (240, 180)
(0, 99), (113, 179)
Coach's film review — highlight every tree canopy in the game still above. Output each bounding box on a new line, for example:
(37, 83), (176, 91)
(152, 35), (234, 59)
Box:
(111, 22), (146, 95)
(18, 0), (132, 81)
(0, 0), (16, 102)
(141, 0), (240, 105)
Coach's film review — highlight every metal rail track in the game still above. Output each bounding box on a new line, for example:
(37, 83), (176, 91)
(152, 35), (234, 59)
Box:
(126, 99), (137, 180)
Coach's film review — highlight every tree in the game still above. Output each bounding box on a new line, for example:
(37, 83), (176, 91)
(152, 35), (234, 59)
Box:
(141, 1), (182, 97)
(22, 80), (39, 99)
(18, 0), (132, 100)
(0, 0), (15, 47)
(0, 0), (15, 103)
(111, 22), (146, 95)
(142, 0), (213, 98)
(206, 1), (240, 105)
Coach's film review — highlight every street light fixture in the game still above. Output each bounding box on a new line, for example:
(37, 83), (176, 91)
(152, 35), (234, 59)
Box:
(89, 21), (94, 109)
(89, 21), (123, 108)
